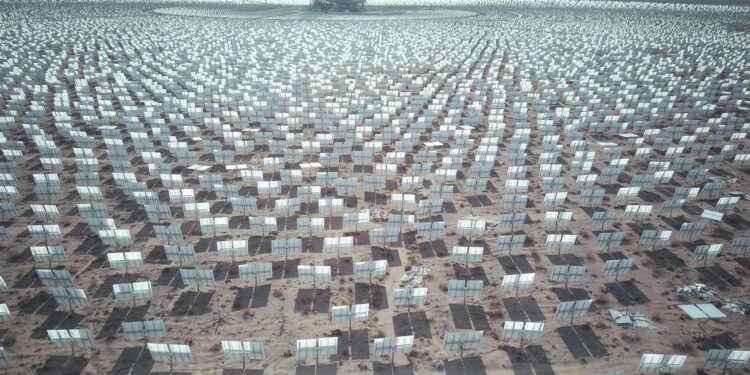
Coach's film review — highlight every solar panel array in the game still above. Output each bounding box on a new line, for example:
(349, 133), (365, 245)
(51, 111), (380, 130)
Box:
(393, 288), (429, 307)
(147, 343), (193, 365)
(638, 353), (687, 374)
(502, 321), (545, 341)
(555, 299), (593, 321)
(222, 340), (266, 361)
(443, 330), (483, 351)
(702, 349), (750, 370)
(48, 329), (94, 349)
(0, 1), (748, 373)
(331, 304), (369, 325)
(500, 273), (535, 295)
(121, 320), (167, 340)
(296, 337), (338, 359)
(0, 347), (8, 367)
(372, 335), (414, 358)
